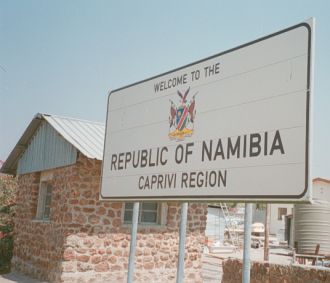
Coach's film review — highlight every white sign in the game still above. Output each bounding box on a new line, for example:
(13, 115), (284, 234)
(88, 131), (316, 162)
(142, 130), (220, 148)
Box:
(101, 20), (313, 201)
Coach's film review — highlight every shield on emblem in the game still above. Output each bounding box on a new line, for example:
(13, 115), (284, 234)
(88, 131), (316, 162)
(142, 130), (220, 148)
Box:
(176, 106), (189, 131)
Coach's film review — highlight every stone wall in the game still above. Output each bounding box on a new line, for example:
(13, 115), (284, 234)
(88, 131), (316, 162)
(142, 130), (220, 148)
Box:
(222, 258), (330, 283)
(13, 153), (208, 282)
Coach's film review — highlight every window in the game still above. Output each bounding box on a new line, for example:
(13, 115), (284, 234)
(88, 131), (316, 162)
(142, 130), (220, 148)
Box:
(278, 207), (287, 220)
(124, 202), (163, 225)
(36, 182), (52, 220)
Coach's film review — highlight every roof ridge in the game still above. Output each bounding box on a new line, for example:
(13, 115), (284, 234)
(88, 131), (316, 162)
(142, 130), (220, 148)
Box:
(40, 113), (105, 126)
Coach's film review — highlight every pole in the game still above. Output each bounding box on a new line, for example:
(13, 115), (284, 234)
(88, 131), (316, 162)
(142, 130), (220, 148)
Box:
(264, 204), (270, 261)
(176, 202), (188, 283)
(242, 203), (252, 283)
(127, 202), (140, 283)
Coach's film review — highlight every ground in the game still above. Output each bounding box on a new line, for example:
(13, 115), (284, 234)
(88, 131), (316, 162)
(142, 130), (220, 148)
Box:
(0, 272), (48, 283)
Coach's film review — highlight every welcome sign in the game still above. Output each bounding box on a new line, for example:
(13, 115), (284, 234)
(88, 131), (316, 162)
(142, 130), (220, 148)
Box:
(101, 20), (314, 201)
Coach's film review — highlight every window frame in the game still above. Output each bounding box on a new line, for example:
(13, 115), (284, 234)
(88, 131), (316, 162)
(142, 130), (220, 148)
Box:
(277, 207), (287, 220)
(35, 177), (53, 222)
(122, 202), (167, 226)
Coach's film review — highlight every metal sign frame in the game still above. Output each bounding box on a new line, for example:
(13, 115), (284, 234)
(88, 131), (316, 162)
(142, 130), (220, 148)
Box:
(101, 20), (314, 202)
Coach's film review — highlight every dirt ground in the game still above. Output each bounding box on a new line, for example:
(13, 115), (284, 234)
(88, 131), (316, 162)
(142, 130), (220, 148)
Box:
(0, 272), (48, 283)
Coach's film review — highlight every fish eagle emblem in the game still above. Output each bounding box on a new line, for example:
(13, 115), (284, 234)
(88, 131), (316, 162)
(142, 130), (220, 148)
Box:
(169, 87), (197, 141)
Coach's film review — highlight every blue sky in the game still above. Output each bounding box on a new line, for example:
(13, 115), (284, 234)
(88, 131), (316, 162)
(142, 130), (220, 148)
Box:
(0, 0), (329, 178)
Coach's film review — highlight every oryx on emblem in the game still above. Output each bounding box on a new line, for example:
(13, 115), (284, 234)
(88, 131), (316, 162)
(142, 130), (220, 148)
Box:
(169, 87), (197, 141)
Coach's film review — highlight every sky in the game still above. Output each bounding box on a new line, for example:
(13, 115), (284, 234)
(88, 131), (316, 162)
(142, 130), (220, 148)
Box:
(0, 0), (329, 178)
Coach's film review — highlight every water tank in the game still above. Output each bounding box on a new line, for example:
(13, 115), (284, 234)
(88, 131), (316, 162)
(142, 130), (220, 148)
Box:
(294, 200), (330, 254)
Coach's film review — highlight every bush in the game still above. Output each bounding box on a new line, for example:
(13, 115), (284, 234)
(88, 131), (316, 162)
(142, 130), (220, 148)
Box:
(0, 209), (14, 274)
(0, 174), (17, 274)
(0, 230), (13, 274)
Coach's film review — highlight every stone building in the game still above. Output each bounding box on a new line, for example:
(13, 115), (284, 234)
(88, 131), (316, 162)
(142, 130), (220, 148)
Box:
(1, 113), (207, 283)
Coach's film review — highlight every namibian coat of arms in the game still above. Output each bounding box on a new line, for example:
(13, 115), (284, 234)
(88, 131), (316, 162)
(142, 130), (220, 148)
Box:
(169, 87), (197, 141)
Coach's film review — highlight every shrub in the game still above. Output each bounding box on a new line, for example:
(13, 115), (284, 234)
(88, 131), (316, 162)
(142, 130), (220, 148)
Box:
(0, 174), (17, 274)
(0, 229), (14, 274)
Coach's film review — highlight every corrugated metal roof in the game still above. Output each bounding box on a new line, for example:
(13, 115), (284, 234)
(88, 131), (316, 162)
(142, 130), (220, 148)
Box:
(43, 114), (105, 160)
(17, 121), (78, 174)
(1, 113), (105, 175)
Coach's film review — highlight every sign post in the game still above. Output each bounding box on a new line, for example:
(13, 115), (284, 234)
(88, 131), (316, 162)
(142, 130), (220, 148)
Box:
(242, 203), (252, 283)
(176, 202), (188, 283)
(127, 202), (139, 283)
